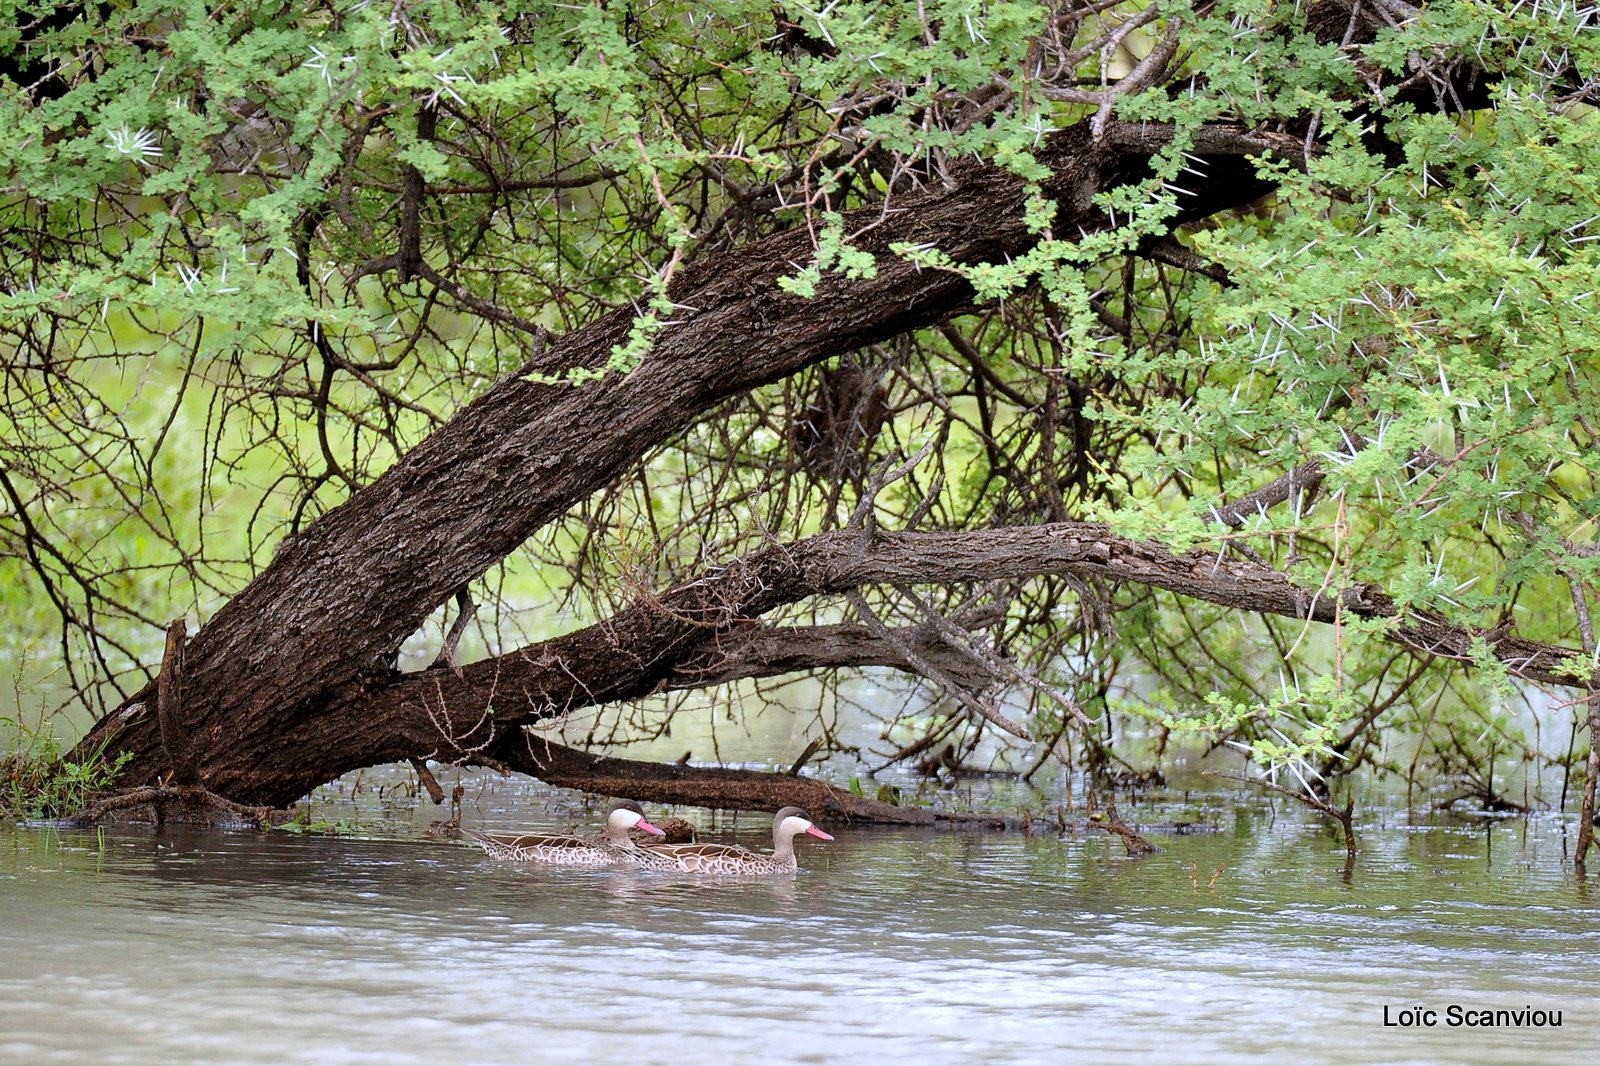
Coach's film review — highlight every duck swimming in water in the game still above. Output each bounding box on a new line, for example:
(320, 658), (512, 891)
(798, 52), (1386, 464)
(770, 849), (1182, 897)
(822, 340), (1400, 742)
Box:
(627, 806), (833, 875)
(461, 799), (666, 866)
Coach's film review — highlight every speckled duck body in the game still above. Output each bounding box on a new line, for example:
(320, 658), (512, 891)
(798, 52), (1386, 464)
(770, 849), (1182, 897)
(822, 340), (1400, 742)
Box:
(628, 806), (832, 876)
(461, 799), (664, 866)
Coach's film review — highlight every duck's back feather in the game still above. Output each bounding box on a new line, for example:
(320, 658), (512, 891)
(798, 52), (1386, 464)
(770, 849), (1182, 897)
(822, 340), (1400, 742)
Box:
(461, 828), (633, 866)
(629, 840), (795, 876)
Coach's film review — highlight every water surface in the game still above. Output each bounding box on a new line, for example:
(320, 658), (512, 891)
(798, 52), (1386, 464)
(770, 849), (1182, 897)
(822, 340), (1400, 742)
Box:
(3, 774), (1596, 1065)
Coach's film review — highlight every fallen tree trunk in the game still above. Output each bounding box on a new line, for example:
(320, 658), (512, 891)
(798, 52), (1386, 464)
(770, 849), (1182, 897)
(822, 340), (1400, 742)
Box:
(75, 116), (1288, 799)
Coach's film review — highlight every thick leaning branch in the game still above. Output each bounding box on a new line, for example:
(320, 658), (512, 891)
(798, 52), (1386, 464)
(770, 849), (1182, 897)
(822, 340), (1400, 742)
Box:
(420, 523), (1587, 731)
(652, 620), (1000, 693)
(315, 523), (1588, 803)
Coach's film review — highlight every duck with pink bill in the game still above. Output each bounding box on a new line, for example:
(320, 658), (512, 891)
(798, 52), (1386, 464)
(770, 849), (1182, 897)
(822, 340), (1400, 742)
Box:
(460, 799), (666, 866)
(628, 806), (834, 876)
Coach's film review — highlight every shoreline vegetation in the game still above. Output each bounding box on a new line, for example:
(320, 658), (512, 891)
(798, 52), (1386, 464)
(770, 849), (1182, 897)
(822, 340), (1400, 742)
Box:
(1, 713), (130, 823)
(2, 701), (1582, 878)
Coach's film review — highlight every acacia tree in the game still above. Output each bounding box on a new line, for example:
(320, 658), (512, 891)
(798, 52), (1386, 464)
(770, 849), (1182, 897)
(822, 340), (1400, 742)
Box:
(3, 1), (1598, 850)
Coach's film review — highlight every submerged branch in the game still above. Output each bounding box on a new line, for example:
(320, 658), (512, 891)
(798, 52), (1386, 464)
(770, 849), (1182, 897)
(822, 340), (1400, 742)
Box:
(1208, 769), (1357, 877)
(492, 735), (1008, 827)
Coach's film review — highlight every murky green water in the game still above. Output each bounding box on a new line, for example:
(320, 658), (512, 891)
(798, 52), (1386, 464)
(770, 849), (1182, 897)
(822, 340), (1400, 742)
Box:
(2, 770), (1597, 1066)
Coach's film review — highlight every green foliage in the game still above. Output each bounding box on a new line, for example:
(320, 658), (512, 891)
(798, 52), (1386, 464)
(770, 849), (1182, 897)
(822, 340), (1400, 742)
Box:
(1057, 3), (1600, 787)
(275, 813), (371, 836)
(778, 213), (880, 298)
(1, 713), (131, 820)
(1169, 676), (1357, 789)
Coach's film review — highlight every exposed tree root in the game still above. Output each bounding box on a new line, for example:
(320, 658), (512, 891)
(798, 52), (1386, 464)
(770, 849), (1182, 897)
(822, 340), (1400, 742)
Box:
(637, 816), (698, 844)
(74, 785), (294, 829)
